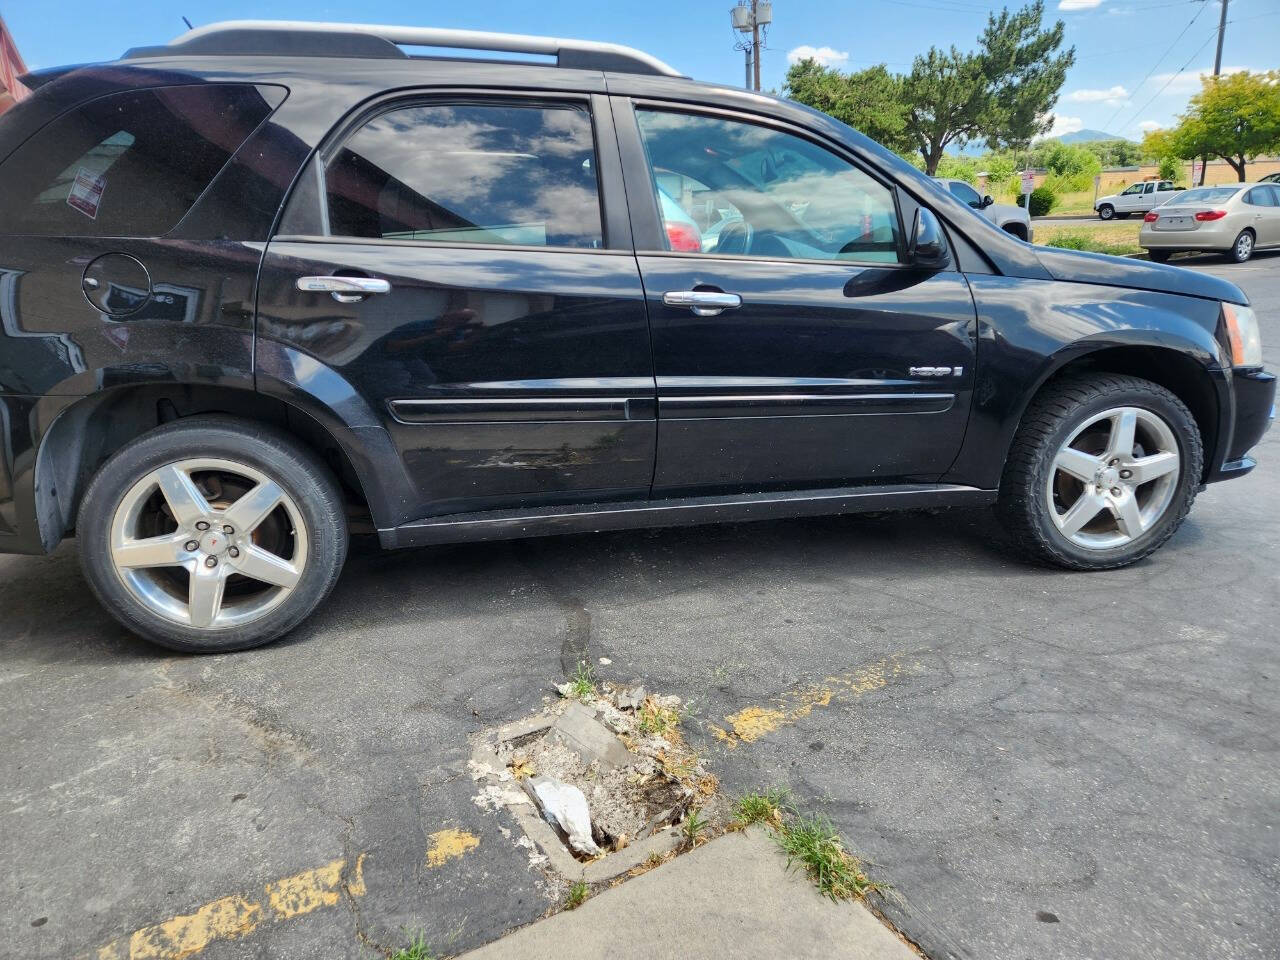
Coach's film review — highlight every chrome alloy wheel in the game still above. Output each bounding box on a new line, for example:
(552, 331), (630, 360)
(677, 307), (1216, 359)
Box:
(1045, 406), (1181, 550)
(1235, 231), (1253, 261)
(109, 458), (308, 629)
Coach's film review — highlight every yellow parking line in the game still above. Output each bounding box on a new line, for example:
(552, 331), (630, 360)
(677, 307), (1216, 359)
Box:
(709, 655), (914, 748)
(426, 828), (480, 867)
(90, 854), (366, 960)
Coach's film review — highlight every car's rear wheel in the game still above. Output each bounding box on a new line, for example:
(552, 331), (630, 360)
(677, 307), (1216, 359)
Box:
(78, 417), (348, 652)
(1098, 204), (1114, 221)
(997, 375), (1202, 570)
(1147, 249), (1172, 263)
(1229, 229), (1254, 263)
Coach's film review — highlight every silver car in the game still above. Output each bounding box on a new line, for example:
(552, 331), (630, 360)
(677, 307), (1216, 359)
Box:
(1140, 183), (1280, 263)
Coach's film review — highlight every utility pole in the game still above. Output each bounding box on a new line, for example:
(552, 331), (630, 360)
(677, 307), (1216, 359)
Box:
(752, 0), (762, 92)
(731, 2), (772, 92)
(1212, 0), (1229, 76)
(1198, 0), (1229, 185)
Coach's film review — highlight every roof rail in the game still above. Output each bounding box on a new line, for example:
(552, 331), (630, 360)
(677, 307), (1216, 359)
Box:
(122, 20), (684, 77)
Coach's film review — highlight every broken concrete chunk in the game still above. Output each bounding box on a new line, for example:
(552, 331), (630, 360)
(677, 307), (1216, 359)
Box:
(550, 702), (637, 770)
(616, 686), (647, 711)
(527, 775), (603, 857)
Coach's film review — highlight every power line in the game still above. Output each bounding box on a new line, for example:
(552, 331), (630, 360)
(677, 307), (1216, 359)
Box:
(1102, 0), (1211, 131)
(1114, 28), (1219, 133)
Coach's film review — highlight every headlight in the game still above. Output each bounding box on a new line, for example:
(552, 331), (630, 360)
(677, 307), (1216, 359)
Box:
(1223, 303), (1263, 367)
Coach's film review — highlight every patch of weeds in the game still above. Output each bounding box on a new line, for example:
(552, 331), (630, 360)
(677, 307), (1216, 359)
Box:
(637, 698), (681, 738)
(682, 807), (708, 847)
(390, 933), (435, 960)
(774, 813), (876, 902)
(734, 787), (789, 828)
(565, 662), (596, 700)
(564, 879), (590, 910)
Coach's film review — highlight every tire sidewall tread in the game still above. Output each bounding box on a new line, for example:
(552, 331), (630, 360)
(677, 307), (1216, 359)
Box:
(997, 374), (1203, 571)
(77, 416), (348, 653)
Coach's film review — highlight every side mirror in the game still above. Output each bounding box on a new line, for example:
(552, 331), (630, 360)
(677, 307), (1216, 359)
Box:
(909, 207), (949, 269)
(980, 194), (994, 209)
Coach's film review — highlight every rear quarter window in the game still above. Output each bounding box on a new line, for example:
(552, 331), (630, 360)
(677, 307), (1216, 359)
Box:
(0, 84), (281, 238)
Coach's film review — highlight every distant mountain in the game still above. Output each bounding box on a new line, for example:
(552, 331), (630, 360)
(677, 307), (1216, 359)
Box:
(1050, 129), (1133, 144)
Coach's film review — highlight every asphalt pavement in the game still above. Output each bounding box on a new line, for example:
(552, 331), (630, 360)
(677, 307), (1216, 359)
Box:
(3, 252), (1277, 960)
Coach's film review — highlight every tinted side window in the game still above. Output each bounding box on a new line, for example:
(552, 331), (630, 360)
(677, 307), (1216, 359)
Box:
(635, 109), (902, 263)
(0, 85), (278, 237)
(948, 181), (982, 207)
(1244, 187), (1276, 207)
(325, 103), (602, 249)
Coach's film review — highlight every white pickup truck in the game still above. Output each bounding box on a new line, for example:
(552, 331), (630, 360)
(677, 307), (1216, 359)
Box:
(1094, 180), (1182, 220)
(935, 178), (1034, 241)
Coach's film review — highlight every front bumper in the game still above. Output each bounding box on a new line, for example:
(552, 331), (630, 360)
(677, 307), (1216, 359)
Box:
(1208, 367), (1276, 482)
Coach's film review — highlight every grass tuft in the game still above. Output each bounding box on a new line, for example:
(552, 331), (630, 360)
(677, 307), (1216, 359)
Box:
(390, 933), (435, 960)
(636, 698), (681, 738)
(681, 807), (708, 846)
(564, 879), (590, 910)
(774, 814), (876, 902)
(565, 662), (596, 700)
(733, 787), (789, 827)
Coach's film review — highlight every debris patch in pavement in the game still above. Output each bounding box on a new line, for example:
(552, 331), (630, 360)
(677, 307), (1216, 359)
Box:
(470, 678), (724, 884)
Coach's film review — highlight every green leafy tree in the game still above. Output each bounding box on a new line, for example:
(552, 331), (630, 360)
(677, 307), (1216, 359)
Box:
(783, 59), (913, 155)
(1157, 155), (1180, 181)
(903, 1), (1074, 173)
(1143, 70), (1280, 182)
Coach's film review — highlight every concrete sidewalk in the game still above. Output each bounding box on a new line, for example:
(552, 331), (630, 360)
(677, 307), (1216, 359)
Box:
(459, 828), (918, 960)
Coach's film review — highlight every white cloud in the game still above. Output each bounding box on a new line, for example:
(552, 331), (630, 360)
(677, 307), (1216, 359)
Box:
(1149, 65), (1249, 97)
(1066, 85), (1130, 105)
(1048, 114), (1085, 137)
(786, 45), (850, 68)
(1138, 120), (1163, 132)
(1058, 0), (1103, 10)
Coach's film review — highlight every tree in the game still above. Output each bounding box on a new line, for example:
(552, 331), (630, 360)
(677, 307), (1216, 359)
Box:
(1142, 70), (1280, 182)
(783, 2), (1073, 175)
(783, 59), (913, 155)
(903, 1), (1074, 173)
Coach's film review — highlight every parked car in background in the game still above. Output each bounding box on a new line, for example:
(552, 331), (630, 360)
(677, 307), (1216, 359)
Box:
(934, 177), (1033, 241)
(1095, 180), (1182, 220)
(1141, 183), (1280, 263)
(0, 21), (1272, 652)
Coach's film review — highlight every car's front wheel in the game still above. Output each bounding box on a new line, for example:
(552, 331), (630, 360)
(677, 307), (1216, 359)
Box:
(1098, 204), (1114, 221)
(997, 375), (1202, 570)
(77, 417), (348, 652)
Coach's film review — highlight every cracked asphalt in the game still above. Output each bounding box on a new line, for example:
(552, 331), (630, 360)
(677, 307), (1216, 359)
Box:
(3, 253), (1278, 960)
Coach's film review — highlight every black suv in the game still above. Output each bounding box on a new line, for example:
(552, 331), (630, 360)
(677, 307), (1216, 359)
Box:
(0, 22), (1272, 652)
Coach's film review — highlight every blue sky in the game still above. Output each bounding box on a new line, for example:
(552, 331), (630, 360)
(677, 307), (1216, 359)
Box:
(5, 0), (1278, 141)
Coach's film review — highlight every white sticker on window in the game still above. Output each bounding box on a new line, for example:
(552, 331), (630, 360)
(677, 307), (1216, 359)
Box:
(66, 167), (107, 220)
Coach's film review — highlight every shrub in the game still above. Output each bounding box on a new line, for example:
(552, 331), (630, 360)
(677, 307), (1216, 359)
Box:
(1157, 156), (1180, 181)
(936, 155), (979, 184)
(1016, 185), (1056, 217)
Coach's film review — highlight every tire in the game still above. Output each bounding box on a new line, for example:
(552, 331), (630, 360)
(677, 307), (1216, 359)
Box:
(1116, 212), (1131, 220)
(1228, 229), (1254, 263)
(1147, 249), (1172, 263)
(77, 416), (348, 652)
(997, 374), (1202, 571)
(1098, 204), (1114, 221)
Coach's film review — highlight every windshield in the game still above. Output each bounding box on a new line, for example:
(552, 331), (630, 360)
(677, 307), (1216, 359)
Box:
(1174, 187), (1241, 205)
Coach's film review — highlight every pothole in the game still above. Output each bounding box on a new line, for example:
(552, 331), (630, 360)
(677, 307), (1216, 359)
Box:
(470, 679), (723, 884)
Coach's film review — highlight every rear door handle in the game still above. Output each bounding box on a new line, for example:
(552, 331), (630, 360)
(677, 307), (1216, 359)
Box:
(296, 275), (391, 303)
(663, 290), (742, 317)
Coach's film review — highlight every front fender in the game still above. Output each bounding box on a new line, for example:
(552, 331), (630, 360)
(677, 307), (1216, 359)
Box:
(946, 275), (1229, 490)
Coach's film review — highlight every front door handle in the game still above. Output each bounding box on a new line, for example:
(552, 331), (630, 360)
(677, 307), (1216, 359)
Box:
(296, 275), (391, 303)
(663, 290), (742, 317)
